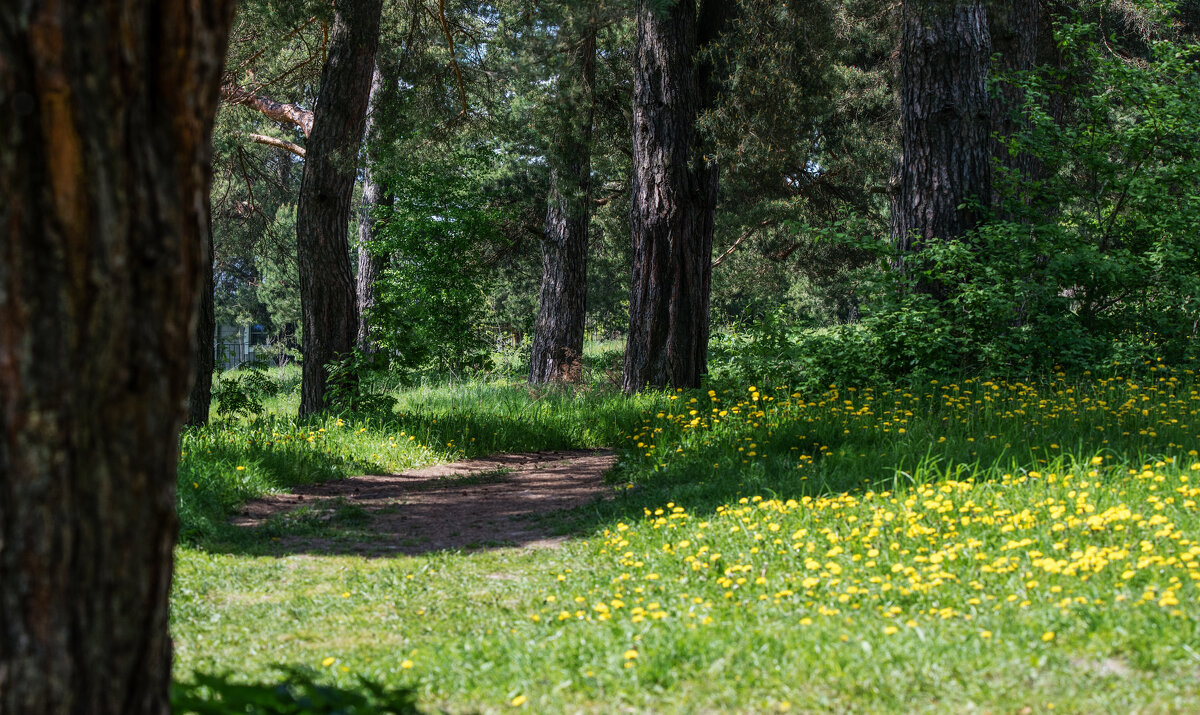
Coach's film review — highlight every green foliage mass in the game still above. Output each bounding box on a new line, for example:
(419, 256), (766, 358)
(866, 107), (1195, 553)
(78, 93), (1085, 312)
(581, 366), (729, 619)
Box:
(368, 141), (512, 378)
(860, 14), (1200, 376)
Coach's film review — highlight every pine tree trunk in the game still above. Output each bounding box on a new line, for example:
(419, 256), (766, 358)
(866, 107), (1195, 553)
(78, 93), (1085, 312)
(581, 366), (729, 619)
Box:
(298, 0), (384, 416)
(890, 0), (993, 298)
(530, 28), (596, 385)
(187, 221), (217, 426)
(356, 64), (389, 355)
(0, 2), (234, 712)
(989, 0), (1040, 210)
(623, 0), (725, 393)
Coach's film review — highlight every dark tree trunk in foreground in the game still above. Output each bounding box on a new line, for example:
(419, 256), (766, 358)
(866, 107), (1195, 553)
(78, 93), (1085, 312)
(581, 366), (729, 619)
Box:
(187, 223), (217, 426)
(530, 27), (597, 385)
(297, 0), (384, 415)
(356, 64), (389, 354)
(623, 0), (727, 393)
(0, 1), (234, 712)
(891, 0), (992, 298)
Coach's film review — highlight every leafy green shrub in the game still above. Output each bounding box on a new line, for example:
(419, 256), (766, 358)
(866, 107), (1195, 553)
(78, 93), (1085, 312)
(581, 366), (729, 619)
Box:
(490, 334), (532, 381)
(369, 142), (505, 379)
(859, 288), (970, 378)
(814, 16), (1200, 378)
(213, 363), (280, 421)
(709, 313), (881, 390)
(959, 16), (1200, 370)
(325, 351), (398, 417)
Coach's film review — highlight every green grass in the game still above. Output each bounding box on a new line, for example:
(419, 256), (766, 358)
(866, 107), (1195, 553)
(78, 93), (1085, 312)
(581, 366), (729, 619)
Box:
(173, 364), (1200, 712)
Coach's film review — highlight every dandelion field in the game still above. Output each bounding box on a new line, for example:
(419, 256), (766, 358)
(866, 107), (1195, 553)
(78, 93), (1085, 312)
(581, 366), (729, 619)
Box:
(173, 364), (1200, 712)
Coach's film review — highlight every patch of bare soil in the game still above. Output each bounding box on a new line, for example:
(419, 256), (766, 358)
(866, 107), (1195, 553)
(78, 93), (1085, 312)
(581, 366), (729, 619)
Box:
(231, 450), (616, 556)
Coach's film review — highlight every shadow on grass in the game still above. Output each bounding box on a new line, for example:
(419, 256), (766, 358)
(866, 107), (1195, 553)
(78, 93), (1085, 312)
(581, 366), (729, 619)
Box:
(178, 384), (656, 554)
(195, 450), (620, 558)
(173, 667), (420, 714)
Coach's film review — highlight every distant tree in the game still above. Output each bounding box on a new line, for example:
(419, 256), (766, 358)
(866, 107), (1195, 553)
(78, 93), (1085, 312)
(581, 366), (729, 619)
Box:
(623, 0), (730, 392)
(356, 64), (390, 355)
(297, 0), (384, 415)
(205, 2), (328, 389)
(0, 1), (234, 712)
(530, 13), (597, 384)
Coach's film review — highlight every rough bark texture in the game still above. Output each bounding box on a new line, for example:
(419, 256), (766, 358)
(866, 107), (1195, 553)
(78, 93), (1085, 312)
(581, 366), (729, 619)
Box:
(0, 1), (234, 712)
(297, 0), (383, 416)
(187, 222), (217, 427)
(891, 0), (993, 297)
(530, 28), (596, 385)
(356, 64), (388, 354)
(988, 0), (1040, 210)
(1035, 2), (1071, 138)
(623, 0), (726, 393)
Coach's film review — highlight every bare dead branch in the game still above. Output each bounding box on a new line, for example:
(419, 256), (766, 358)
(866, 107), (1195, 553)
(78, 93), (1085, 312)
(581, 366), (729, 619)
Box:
(712, 220), (773, 268)
(248, 133), (306, 158)
(221, 83), (314, 137)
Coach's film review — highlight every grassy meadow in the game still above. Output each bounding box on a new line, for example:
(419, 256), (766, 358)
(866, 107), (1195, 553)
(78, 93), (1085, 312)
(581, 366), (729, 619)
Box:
(173, 359), (1200, 712)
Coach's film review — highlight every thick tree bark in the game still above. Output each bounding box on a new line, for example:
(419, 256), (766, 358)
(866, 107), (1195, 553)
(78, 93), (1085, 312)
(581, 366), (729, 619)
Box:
(890, 0), (993, 298)
(530, 28), (596, 385)
(297, 0), (384, 416)
(187, 222), (218, 427)
(0, 1), (234, 713)
(623, 0), (727, 393)
(356, 64), (389, 354)
(988, 0), (1040, 211)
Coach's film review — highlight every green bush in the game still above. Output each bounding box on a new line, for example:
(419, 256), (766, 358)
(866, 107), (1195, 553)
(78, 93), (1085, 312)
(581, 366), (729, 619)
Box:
(709, 313), (881, 391)
(213, 363), (280, 421)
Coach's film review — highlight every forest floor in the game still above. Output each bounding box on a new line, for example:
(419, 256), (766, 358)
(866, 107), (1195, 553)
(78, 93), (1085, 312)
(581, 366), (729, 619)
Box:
(172, 371), (1200, 714)
(229, 450), (616, 556)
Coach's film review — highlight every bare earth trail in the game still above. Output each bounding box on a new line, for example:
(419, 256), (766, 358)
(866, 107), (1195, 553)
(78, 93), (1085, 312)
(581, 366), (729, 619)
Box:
(231, 450), (617, 556)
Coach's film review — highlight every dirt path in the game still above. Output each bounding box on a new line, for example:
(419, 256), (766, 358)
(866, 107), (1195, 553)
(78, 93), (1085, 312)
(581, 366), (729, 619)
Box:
(231, 450), (616, 556)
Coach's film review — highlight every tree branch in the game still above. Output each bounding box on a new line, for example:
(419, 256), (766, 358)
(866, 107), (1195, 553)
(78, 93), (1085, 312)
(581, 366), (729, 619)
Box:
(237, 16), (319, 72)
(712, 220), (773, 268)
(220, 83), (314, 137)
(435, 0), (469, 117)
(248, 133), (306, 158)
